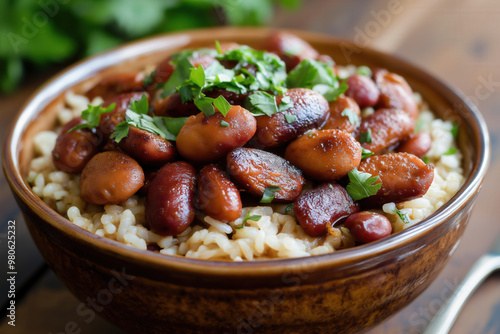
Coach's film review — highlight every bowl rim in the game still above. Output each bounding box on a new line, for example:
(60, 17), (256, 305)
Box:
(2, 26), (491, 278)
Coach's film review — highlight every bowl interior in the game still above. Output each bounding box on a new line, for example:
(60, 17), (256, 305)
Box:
(3, 27), (490, 283)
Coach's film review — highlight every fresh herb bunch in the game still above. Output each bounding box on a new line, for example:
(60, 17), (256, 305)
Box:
(0, 0), (301, 93)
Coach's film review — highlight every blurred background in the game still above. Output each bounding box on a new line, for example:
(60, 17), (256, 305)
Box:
(1, 0), (499, 333)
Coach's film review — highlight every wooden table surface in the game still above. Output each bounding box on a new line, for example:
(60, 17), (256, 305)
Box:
(1, 1), (499, 333)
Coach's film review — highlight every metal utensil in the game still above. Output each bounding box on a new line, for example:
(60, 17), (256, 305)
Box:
(423, 234), (500, 334)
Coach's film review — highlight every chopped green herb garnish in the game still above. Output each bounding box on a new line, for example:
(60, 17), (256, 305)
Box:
(220, 120), (230, 127)
(284, 204), (294, 215)
(54, 153), (60, 159)
(215, 40), (223, 55)
(161, 56), (193, 98)
(414, 119), (425, 133)
(285, 114), (297, 124)
(246, 91), (293, 117)
(260, 185), (281, 203)
(129, 93), (149, 115)
(451, 122), (459, 139)
(68, 103), (116, 132)
(361, 148), (374, 159)
(393, 209), (411, 224)
(356, 66), (372, 77)
(341, 108), (360, 126)
(286, 59), (346, 102)
(328, 184), (334, 190)
(213, 95), (231, 116)
(142, 70), (156, 87)
(422, 156), (429, 164)
(235, 211), (262, 229)
(359, 129), (373, 144)
(346, 168), (382, 201)
(444, 147), (457, 155)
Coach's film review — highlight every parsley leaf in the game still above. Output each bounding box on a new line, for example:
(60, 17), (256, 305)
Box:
(284, 204), (294, 215)
(393, 209), (411, 224)
(161, 56), (192, 98)
(422, 156), (429, 164)
(190, 65), (206, 88)
(235, 211), (262, 229)
(220, 120), (230, 127)
(129, 94), (149, 114)
(260, 185), (281, 203)
(341, 108), (360, 126)
(346, 168), (382, 201)
(142, 70), (156, 87)
(213, 95), (231, 116)
(451, 122), (459, 139)
(68, 103), (116, 132)
(246, 91), (285, 116)
(215, 40), (223, 55)
(286, 59), (346, 102)
(359, 129), (373, 144)
(356, 66), (372, 77)
(444, 147), (457, 155)
(414, 119), (425, 133)
(285, 114), (297, 124)
(361, 148), (374, 159)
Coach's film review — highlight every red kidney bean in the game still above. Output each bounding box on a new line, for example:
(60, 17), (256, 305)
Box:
(253, 88), (329, 148)
(80, 151), (144, 205)
(118, 127), (177, 166)
(285, 129), (362, 181)
(146, 161), (197, 236)
(357, 108), (415, 154)
(52, 118), (102, 173)
(227, 148), (305, 202)
(344, 211), (392, 244)
(345, 74), (380, 108)
(266, 31), (319, 70)
(197, 164), (242, 222)
(396, 132), (432, 157)
(374, 69), (418, 119)
(294, 183), (359, 237)
(358, 153), (434, 207)
(86, 72), (145, 101)
(322, 96), (361, 134)
(176, 105), (256, 163)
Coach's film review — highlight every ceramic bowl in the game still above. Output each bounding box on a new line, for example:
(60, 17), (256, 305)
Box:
(3, 27), (490, 334)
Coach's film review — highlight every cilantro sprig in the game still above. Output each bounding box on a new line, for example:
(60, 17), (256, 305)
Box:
(361, 148), (374, 159)
(359, 129), (373, 144)
(341, 108), (360, 126)
(245, 92), (293, 117)
(346, 168), (382, 201)
(393, 209), (411, 224)
(68, 103), (116, 132)
(260, 185), (281, 203)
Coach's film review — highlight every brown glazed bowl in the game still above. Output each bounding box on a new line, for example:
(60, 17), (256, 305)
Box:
(3, 27), (490, 334)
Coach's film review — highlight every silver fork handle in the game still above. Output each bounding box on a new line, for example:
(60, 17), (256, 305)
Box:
(423, 254), (500, 334)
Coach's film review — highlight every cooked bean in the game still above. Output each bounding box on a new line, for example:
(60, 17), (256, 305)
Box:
(176, 105), (256, 163)
(358, 153), (434, 207)
(374, 69), (418, 119)
(266, 31), (319, 70)
(118, 127), (176, 166)
(227, 148), (305, 201)
(98, 92), (148, 149)
(322, 96), (361, 133)
(253, 88), (329, 148)
(344, 212), (392, 244)
(357, 108), (415, 154)
(86, 72), (145, 101)
(80, 151), (144, 205)
(396, 132), (432, 157)
(197, 164), (242, 222)
(294, 183), (359, 237)
(285, 129), (362, 181)
(146, 161), (196, 236)
(345, 74), (380, 108)
(52, 118), (102, 173)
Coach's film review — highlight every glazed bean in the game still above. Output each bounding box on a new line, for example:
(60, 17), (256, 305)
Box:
(294, 183), (359, 237)
(146, 161), (196, 236)
(345, 74), (380, 108)
(227, 148), (305, 201)
(118, 127), (177, 166)
(374, 69), (418, 119)
(358, 153), (434, 207)
(80, 151), (144, 205)
(344, 212), (392, 244)
(197, 164), (242, 222)
(253, 88), (329, 148)
(52, 118), (102, 173)
(285, 129), (362, 181)
(357, 108), (415, 154)
(86, 72), (145, 101)
(176, 105), (256, 163)
(396, 132), (432, 157)
(266, 32), (319, 70)
(322, 96), (361, 134)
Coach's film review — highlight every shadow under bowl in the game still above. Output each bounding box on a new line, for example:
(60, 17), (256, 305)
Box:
(2, 27), (490, 334)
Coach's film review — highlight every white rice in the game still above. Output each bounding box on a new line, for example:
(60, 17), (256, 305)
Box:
(27, 88), (463, 261)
